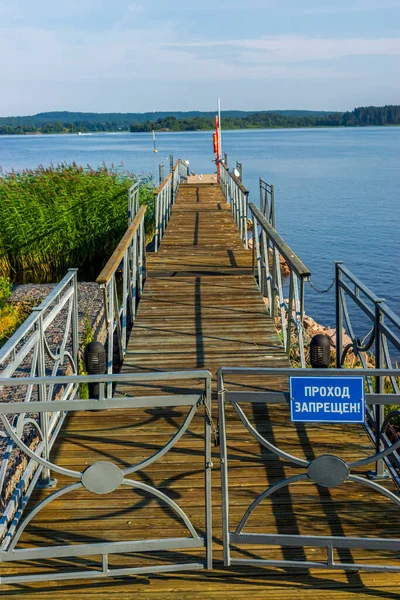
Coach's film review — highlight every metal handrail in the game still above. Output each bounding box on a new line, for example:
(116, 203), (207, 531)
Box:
(218, 366), (400, 572)
(97, 206), (147, 285)
(0, 370), (213, 581)
(259, 179), (276, 227)
(220, 162), (249, 247)
(127, 181), (139, 225)
(0, 269), (80, 537)
(250, 204), (310, 278)
(154, 159), (189, 252)
(96, 206), (147, 396)
(249, 203), (311, 367)
(335, 262), (400, 478)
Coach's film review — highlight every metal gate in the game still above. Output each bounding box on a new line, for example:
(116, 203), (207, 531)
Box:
(218, 366), (400, 572)
(0, 370), (212, 584)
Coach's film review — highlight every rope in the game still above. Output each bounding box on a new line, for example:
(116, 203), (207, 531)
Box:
(307, 277), (335, 294)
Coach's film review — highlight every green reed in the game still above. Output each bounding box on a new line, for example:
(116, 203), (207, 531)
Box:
(0, 164), (154, 282)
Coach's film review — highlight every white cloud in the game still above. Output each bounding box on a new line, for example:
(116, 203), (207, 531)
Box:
(0, 20), (399, 113)
(171, 37), (400, 64)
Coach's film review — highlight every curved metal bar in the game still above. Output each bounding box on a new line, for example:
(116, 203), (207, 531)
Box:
(122, 478), (201, 540)
(43, 335), (61, 362)
(350, 436), (400, 468)
(348, 475), (400, 507)
(0, 437), (14, 496)
(24, 342), (39, 405)
(123, 405), (197, 475)
(58, 297), (74, 361)
(232, 402), (309, 467)
(381, 411), (400, 434)
(62, 350), (78, 375)
(0, 415), (81, 480)
(46, 355), (62, 404)
(235, 473), (308, 534)
(341, 293), (373, 392)
(382, 337), (400, 394)
(20, 418), (44, 441)
(342, 328), (376, 366)
(7, 482), (83, 551)
(341, 343), (355, 367)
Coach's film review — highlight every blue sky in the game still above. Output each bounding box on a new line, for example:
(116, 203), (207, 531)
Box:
(1, 0), (399, 115)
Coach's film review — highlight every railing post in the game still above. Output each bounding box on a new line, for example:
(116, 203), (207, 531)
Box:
(218, 370), (231, 567)
(169, 154), (174, 173)
(254, 216), (262, 293)
(105, 281), (114, 398)
(286, 272), (294, 358)
(335, 262), (344, 368)
(154, 192), (160, 252)
(371, 300), (389, 479)
(139, 218), (144, 296)
(69, 269), (79, 375)
(122, 254), (128, 354)
(131, 231), (138, 315)
(159, 163), (164, 184)
(296, 275), (307, 368)
(204, 375), (213, 570)
(259, 179), (264, 215)
(33, 308), (55, 488)
(271, 184), (276, 228)
(244, 191), (249, 248)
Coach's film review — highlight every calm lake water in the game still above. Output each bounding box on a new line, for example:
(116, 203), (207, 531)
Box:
(0, 127), (399, 343)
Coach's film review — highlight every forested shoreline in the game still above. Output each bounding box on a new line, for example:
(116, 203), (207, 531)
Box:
(0, 105), (398, 135)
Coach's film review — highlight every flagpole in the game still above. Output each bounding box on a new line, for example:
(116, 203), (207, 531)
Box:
(218, 98), (222, 159)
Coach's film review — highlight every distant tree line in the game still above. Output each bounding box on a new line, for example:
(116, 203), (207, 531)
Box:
(0, 106), (398, 135)
(130, 106), (400, 132)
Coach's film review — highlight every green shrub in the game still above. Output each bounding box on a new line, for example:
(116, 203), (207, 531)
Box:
(0, 164), (155, 282)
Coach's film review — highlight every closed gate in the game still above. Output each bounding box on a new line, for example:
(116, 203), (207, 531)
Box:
(218, 366), (400, 572)
(0, 370), (212, 584)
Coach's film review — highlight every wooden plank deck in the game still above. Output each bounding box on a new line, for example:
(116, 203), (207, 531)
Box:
(1, 181), (400, 598)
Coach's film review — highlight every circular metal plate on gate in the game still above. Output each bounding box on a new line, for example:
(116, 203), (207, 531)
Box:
(307, 454), (350, 488)
(82, 461), (124, 494)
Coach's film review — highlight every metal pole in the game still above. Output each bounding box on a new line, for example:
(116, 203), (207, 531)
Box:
(271, 184), (276, 228)
(33, 309), (55, 488)
(204, 375), (213, 569)
(69, 269), (79, 375)
(218, 98), (222, 159)
(335, 262), (344, 368)
(218, 370), (231, 567)
(372, 301), (388, 479)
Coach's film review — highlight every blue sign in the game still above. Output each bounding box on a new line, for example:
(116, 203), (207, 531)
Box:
(290, 377), (365, 423)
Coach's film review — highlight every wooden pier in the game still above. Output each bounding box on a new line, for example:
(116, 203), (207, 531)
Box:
(1, 180), (400, 598)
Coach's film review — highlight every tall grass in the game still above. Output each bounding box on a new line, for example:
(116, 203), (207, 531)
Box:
(0, 164), (154, 282)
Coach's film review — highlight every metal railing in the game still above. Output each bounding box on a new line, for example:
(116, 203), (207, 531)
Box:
(218, 366), (400, 572)
(154, 160), (189, 252)
(128, 181), (140, 225)
(259, 179), (276, 227)
(220, 162), (249, 248)
(0, 370), (212, 584)
(0, 270), (79, 539)
(250, 203), (311, 367)
(96, 206), (147, 396)
(335, 262), (400, 478)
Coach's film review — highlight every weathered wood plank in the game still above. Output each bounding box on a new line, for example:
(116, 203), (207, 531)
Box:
(3, 182), (399, 598)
